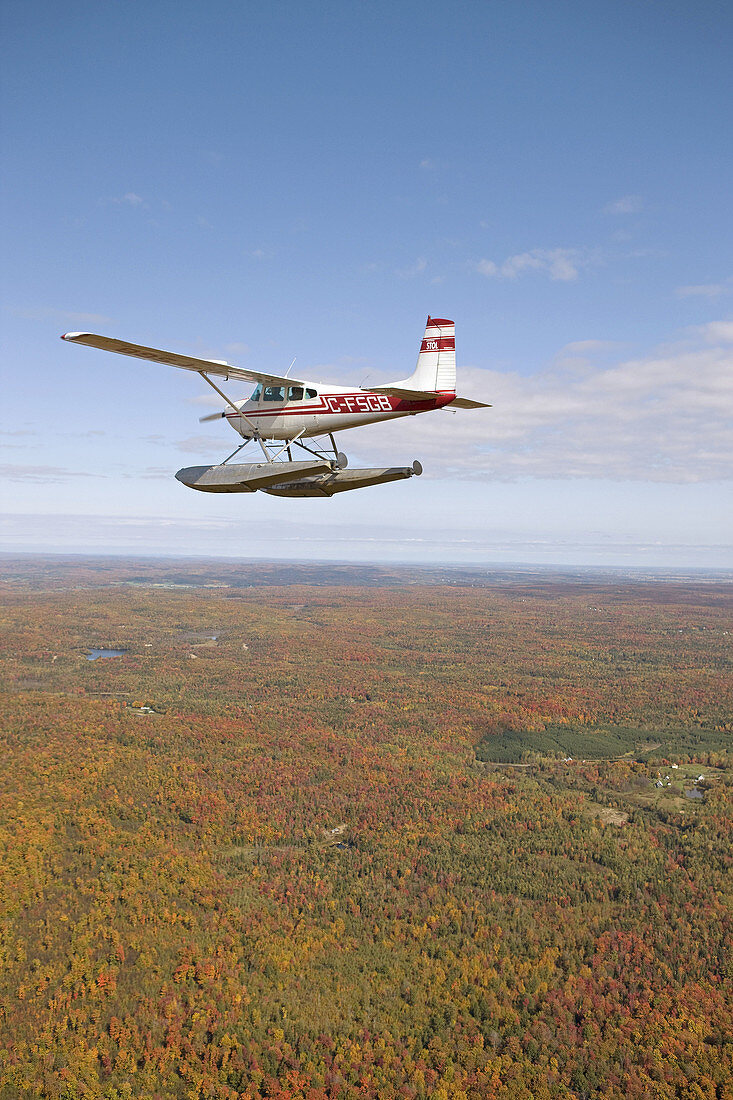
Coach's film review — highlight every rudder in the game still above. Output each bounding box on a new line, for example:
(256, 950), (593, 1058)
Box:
(408, 316), (456, 393)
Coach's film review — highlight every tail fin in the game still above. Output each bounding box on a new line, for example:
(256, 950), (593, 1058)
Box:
(400, 316), (456, 393)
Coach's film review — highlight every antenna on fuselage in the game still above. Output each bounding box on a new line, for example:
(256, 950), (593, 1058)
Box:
(285, 358), (296, 378)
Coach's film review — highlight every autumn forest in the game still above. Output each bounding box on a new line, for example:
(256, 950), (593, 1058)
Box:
(0, 556), (730, 1100)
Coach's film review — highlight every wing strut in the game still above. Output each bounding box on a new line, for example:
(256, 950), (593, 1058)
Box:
(196, 371), (272, 462)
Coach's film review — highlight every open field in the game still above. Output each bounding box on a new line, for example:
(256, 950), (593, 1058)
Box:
(475, 721), (730, 763)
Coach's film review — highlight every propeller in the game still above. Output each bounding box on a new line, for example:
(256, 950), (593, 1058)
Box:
(199, 410), (227, 423)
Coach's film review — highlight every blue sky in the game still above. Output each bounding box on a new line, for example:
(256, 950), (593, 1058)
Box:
(2, 0), (732, 566)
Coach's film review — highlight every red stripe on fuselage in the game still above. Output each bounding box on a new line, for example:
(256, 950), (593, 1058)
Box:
(225, 391), (456, 421)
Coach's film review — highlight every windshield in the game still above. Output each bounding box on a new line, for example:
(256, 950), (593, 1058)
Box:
(250, 384), (262, 403)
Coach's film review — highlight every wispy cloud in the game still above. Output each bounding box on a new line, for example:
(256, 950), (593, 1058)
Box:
(475, 248), (587, 282)
(396, 257), (428, 279)
(186, 395), (226, 410)
(1, 511), (726, 566)
(123, 467), (171, 481)
(676, 280), (733, 299)
(174, 435), (225, 455)
(604, 194), (643, 215)
(107, 191), (145, 207)
(345, 325), (733, 483)
(0, 464), (102, 483)
(559, 340), (617, 356)
(8, 306), (113, 328)
(696, 321), (733, 344)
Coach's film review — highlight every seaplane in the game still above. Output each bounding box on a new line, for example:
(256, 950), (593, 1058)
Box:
(61, 316), (490, 497)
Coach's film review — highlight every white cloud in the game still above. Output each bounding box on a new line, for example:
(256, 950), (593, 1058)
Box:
(174, 435), (225, 455)
(676, 282), (732, 299)
(696, 321), (733, 344)
(396, 257), (428, 279)
(475, 258), (498, 276)
(558, 340), (616, 356)
(0, 464), (101, 483)
(474, 248), (586, 282)
(8, 306), (113, 327)
(1, 507), (727, 567)
(124, 467), (171, 481)
(186, 394), (226, 409)
(342, 324), (733, 483)
(110, 192), (144, 206)
(604, 194), (643, 215)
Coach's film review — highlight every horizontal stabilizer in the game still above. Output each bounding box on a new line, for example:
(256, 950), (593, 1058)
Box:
(447, 396), (492, 409)
(61, 332), (304, 388)
(365, 385), (447, 401)
(367, 387), (491, 408)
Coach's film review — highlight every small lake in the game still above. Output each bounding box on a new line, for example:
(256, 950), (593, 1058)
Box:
(685, 788), (704, 800)
(86, 648), (129, 661)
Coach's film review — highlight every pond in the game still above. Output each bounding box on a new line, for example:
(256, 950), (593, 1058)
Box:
(685, 788), (704, 800)
(86, 648), (129, 661)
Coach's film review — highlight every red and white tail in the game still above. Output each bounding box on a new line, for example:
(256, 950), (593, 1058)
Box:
(404, 316), (456, 393)
(376, 316), (489, 408)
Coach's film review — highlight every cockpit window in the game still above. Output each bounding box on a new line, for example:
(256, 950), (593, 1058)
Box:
(251, 384), (263, 402)
(263, 385), (285, 402)
(306, 388), (318, 399)
(288, 386), (304, 401)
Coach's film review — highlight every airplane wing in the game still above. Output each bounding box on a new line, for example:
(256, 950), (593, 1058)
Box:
(60, 332), (304, 388)
(446, 396), (492, 409)
(366, 385), (491, 408)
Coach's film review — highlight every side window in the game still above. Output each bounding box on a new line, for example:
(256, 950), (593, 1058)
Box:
(306, 388), (318, 399)
(288, 386), (304, 402)
(263, 385), (285, 402)
(250, 384), (263, 403)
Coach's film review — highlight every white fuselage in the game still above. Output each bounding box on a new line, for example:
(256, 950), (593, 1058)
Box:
(227, 382), (455, 440)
